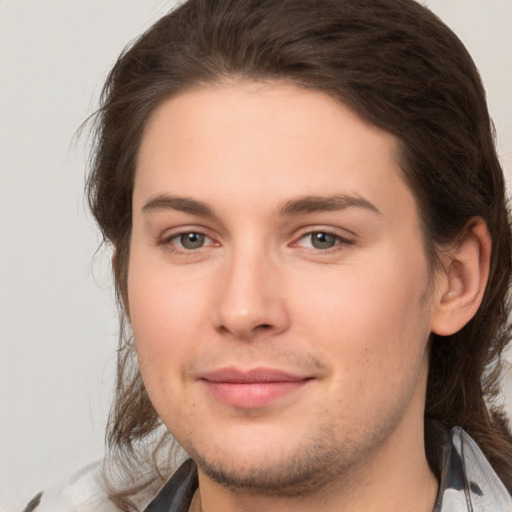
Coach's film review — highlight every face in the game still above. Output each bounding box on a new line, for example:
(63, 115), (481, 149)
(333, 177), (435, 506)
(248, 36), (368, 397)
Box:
(129, 82), (437, 494)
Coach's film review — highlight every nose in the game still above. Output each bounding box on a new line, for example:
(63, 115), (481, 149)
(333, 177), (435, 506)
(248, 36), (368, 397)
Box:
(213, 247), (290, 341)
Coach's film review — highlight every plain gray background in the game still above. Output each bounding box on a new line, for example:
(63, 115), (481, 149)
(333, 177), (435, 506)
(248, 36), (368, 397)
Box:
(1, 1), (511, 510)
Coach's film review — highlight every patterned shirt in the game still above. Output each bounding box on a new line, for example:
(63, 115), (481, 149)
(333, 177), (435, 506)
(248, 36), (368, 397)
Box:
(22, 427), (512, 512)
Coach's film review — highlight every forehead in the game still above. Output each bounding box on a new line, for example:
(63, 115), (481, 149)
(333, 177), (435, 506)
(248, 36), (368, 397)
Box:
(134, 81), (416, 223)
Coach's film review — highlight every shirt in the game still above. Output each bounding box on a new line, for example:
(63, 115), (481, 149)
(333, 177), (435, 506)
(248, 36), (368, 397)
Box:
(22, 427), (512, 512)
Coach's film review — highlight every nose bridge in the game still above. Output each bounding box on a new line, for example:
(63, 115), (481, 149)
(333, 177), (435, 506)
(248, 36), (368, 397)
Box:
(214, 237), (289, 339)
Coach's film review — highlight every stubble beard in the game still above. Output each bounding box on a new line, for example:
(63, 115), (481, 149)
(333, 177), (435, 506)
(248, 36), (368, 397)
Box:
(186, 418), (399, 498)
(175, 330), (430, 498)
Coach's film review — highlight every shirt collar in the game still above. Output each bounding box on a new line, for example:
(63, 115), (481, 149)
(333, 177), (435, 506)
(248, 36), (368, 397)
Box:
(143, 427), (512, 512)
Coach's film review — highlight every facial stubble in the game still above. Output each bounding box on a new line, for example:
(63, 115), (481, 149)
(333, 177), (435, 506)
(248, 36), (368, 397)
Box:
(186, 396), (413, 499)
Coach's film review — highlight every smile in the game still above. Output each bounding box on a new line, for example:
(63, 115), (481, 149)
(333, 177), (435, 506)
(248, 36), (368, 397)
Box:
(199, 368), (313, 409)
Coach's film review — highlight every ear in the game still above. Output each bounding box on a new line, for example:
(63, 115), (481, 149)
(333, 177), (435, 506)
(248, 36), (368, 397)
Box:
(430, 217), (491, 336)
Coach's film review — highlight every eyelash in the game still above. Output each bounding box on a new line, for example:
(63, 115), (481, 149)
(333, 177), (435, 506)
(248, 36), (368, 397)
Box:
(160, 231), (218, 253)
(159, 229), (354, 255)
(292, 230), (353, 252)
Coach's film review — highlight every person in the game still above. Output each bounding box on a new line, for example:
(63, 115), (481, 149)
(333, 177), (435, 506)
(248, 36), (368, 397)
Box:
(24, 0), (512, 511)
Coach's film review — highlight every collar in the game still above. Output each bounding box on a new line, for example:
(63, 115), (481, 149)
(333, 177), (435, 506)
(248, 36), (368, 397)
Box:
(434, 426), (512, 511)
(143, 428), (512, 512)
(143, 458), (197, 512)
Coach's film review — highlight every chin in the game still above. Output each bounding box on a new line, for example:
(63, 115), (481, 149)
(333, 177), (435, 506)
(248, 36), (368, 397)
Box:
(182, 420), (383, 497)
(191, 443), (346, 496)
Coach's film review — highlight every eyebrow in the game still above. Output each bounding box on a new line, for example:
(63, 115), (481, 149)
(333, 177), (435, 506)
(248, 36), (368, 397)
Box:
(142, 193), (381, 217)
(277, 194), (381, 216)
(142, 195), (214, 216)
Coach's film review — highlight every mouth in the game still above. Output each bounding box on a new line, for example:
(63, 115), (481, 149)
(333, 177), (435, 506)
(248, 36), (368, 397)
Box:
(199, 367), (314, 409)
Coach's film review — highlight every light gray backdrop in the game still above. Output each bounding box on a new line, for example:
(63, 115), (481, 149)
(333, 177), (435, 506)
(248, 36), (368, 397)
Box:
(1, 1), (511, 510)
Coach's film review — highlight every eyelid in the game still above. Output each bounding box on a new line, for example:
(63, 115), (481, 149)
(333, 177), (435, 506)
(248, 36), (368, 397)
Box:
(158, 226), (220, 251)
(156, 224), (355, 252)
(171, 232), (215, 249)
(290, 227), (355, 250)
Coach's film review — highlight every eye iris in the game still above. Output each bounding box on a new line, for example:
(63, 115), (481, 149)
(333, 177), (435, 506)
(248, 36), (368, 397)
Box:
(311, 232), (336, 249)
(180, 233), (205, 249)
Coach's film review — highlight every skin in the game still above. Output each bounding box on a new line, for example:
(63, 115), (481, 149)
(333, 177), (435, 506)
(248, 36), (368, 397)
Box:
(127, 81), (486, 512)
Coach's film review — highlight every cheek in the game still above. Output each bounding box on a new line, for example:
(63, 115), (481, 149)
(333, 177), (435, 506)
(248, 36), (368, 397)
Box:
(292, 249), (431, 385)
(128, 271), (213, 425)
(127, 248), (213, 394)
(130, 276), (207, 352)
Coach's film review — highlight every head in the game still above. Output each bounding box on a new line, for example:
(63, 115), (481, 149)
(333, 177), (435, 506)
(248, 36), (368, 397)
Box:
(87, 0), (512, 507)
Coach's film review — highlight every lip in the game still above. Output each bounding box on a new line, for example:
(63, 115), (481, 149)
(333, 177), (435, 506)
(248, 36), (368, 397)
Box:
(199, 367), (313, 409)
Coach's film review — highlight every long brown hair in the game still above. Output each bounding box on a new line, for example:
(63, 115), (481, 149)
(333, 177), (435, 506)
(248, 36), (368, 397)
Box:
(87, 0), (512, 508)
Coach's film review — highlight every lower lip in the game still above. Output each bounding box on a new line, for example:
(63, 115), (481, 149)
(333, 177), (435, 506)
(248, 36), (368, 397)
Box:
(203, 380), (310, 409)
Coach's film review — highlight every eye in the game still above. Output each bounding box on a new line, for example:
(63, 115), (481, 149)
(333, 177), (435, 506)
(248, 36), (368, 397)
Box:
(308, 232), (338, 250)
(293, 231), (351, 251)
(167, 232), (212, 250)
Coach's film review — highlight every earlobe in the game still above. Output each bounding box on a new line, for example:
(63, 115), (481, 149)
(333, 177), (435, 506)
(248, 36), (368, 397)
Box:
(431, 218), (491, 336)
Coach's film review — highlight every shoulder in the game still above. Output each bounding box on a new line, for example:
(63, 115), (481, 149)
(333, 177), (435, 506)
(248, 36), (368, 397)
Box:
(21, 462), (121, 512)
